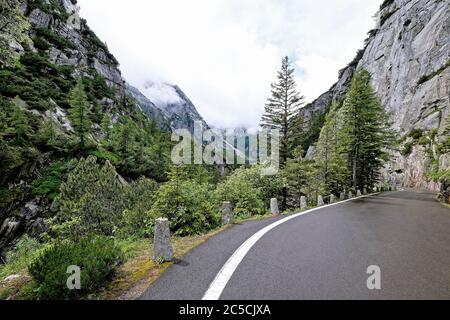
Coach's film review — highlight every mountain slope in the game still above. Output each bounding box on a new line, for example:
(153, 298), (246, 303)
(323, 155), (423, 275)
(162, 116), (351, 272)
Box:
(128, 82), (208, 133)
(0, 0), (207, 254)
(300, 0), (450, 188)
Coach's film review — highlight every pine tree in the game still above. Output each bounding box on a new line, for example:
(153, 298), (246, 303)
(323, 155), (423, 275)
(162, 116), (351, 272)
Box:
(37, 108), (56, 146)
(261, 56), (305, 165)
(336, 68), (394, 190)
(101, 113), (112, 146)
(0, 0), (31, 68)
(7, 100), (32, 143)
(68, 79), (92, 150)
(315, 101), (348, 194)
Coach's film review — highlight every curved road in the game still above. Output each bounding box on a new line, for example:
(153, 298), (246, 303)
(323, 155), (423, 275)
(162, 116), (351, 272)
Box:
(141, 191), (450, 300)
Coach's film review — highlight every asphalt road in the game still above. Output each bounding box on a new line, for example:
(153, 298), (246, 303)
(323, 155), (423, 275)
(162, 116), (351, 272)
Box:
(141, 191), (450, 300)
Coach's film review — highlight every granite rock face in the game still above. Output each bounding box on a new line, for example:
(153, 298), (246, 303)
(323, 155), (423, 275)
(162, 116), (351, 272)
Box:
(300, 0), (450, 189)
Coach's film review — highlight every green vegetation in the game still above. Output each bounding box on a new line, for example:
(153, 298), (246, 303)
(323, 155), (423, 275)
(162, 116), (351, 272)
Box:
(261, 56), (305, 165)
(0, 236), (42, 280)
(0, 0), (31, 69)
(417, 60), (450, 85)
(35, 27), (76, 51)
(67, 80), (93, 150)
(28, 236), (124, 300)
(31, 161), (76, 200)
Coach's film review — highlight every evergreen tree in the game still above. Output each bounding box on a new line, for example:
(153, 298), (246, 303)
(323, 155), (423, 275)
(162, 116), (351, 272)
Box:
(68, 79), (92, 150)
(315, 101), (348, 194)
(7, 100), (32, 143)
(335, 68), (394, 190)
(37, 108), (56, 146)
(261, 56), (305, 165)
(0, 0), (31, 69)
(101, 113), (112, 148)
(54, 156), (126, 239)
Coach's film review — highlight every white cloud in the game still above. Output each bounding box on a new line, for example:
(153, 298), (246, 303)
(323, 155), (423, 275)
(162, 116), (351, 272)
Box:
(77, 0), (381, 129)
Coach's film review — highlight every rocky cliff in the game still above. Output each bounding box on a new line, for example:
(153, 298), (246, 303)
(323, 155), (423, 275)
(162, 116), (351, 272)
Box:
(301, 0), (450, 189)
(0, 0), (208, 253)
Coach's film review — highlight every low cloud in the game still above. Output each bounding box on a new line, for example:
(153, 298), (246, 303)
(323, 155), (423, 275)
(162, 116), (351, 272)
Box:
(78, 0), (381, 129)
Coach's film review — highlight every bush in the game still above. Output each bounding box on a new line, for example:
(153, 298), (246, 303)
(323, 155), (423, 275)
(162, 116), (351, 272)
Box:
(0, 235), (42, 279)
(35, 28), (76, 51)
(215, 167), (266, 217)
(150, 175), (219, 236)
(31, 161), (76, 200)
(53, 156), (126, 239)
(118, 178), (159, 238)
(28, 236), (124, 300)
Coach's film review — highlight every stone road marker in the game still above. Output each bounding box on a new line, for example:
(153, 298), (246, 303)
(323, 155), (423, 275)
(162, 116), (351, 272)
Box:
(222, 201), (234, 225)
(330, 194), (335, 204)
(317, 195), (324, 207)
(153, 218), (174, 262)
(300, 196), (307, 210)
(270, 198), (280, 215)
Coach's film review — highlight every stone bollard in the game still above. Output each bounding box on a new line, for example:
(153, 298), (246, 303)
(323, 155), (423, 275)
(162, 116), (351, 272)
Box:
(348, 191), (353, 199)
(300, 196), (307, 210)
(153, 218), (174, 262)
(221, 201), (234, 225)
(330, 194), (335, 204)
(340, 192), (345, 201)
(270, 198), (280, 215)
(357, 190), (362, 197)
(317, 195), (324, 206)
(363, 188), (367, 195)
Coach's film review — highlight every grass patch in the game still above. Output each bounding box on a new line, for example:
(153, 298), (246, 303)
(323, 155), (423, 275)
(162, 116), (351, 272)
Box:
(97, 227), (231, 300)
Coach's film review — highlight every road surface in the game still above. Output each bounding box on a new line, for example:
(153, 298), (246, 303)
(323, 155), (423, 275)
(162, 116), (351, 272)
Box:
(141, 191), (450, 300)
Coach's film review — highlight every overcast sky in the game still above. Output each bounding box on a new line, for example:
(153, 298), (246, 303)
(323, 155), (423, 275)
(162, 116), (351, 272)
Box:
(77, 0), (381, 129)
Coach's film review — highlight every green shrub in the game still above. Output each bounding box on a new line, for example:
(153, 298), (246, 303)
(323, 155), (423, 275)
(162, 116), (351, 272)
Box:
(0, 235), (42, 279)
(118, 178), (159, 238)
(150, 178), (219, 236)
(32, 36), (51, 51)
(35, 28), (76, 51)
(53, 156), (127, 240)
(31, 161), (76, 200)
(215, 167), (266, 217)
(408, 129), (423, 140)
(28, 236), (124, 300)
(401, 142), (413, 156)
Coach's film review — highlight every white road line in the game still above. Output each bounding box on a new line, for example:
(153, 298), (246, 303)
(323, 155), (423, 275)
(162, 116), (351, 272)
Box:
(202, 193), (379, 300)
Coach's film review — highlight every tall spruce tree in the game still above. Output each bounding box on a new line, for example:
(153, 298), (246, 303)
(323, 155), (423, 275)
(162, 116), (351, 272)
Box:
(315, 101), (348, 194)
(336, 68), (394, 190)
(261, 56), (305, 165)
(68, 79), (92, 150)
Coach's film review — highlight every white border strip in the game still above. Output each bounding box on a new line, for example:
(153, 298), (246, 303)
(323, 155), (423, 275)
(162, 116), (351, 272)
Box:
(202, 193), (378, 300)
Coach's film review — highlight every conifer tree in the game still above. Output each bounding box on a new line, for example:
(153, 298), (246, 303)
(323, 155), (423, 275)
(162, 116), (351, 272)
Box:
(335, 68), (394, 190)
(7, 100), (32, 143)
(315, 101), (348, 194)
(68, 79), (92, 150)
(261, 56), (305, 165)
